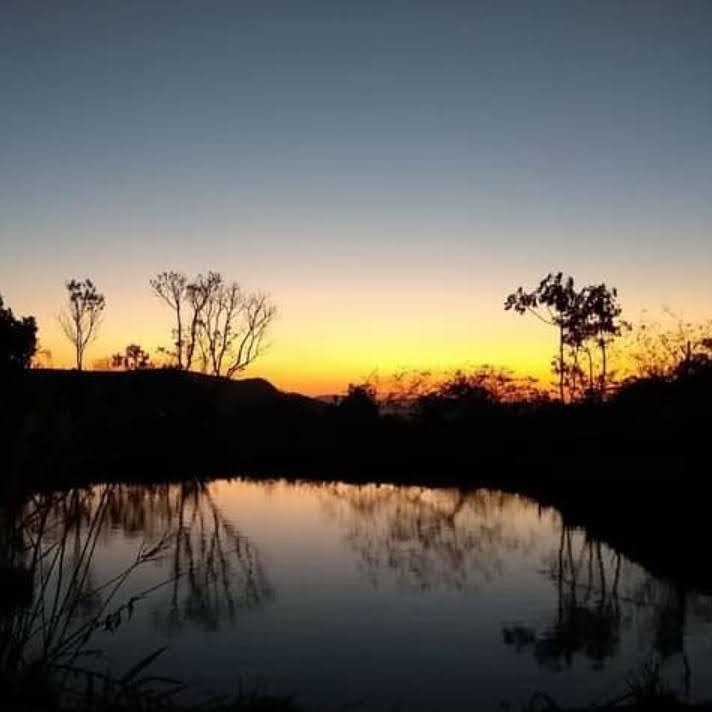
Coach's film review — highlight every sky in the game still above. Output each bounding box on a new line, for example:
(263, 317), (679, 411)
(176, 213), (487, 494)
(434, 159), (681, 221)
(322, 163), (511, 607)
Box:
(1, 0), (711, 394)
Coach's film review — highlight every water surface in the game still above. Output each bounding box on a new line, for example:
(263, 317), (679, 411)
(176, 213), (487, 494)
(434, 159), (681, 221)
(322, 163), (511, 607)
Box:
(11, 478), (712, 710)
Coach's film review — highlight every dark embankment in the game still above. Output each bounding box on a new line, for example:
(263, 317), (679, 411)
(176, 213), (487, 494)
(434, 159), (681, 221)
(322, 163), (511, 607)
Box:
(0, 368), (325, 492)
(1, 366), (711, 593)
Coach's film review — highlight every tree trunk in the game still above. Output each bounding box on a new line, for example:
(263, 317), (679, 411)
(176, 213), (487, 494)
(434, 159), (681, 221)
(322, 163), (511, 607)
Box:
(176, 302), (183, 369)
(559, 326), (565, 403)
(600, 340), (607, 396)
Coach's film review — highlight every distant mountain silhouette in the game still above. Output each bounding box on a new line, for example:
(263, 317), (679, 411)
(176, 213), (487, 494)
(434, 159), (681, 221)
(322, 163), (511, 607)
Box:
(23, 368), (322, 413)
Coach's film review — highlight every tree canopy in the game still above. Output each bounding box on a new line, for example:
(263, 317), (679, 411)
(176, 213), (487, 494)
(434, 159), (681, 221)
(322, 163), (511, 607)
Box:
(0, 294), (37, 374)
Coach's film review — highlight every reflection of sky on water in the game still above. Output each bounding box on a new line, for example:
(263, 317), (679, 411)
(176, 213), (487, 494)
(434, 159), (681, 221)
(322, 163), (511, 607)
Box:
(13, 479), (712, 711)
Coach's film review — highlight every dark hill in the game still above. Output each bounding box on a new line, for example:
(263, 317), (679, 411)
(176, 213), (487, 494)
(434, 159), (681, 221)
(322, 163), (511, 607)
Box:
(20, 368), (320, 414)
(2, 369), (326, 489)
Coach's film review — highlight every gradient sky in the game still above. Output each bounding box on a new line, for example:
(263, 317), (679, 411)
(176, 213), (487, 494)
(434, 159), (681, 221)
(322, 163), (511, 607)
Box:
(1, 0), (711, 393)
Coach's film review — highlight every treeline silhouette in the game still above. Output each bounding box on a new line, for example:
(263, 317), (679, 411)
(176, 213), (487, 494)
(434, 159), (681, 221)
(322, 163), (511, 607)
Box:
(36, 271), (277, 374)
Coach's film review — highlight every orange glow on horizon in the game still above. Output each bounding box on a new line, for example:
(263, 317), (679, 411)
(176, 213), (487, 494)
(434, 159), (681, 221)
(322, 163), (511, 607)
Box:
(14, 270), (712, 396)
(33, 314), (558, 396)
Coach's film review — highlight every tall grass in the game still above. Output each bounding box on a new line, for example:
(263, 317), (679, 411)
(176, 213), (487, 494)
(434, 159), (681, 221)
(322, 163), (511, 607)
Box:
(0, 484), (296, 711)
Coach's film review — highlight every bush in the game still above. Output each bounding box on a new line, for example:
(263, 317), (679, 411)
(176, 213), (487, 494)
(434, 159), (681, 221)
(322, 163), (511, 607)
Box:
(0, 294), (37, 375)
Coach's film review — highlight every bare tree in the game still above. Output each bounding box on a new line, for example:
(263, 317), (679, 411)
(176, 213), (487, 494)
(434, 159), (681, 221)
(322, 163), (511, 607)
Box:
(152, 270), (276, 377)
(150, 272), (188, 368)
(58, 279), (105, 370)
(184, 271), (221, 371)
(150, 271), (223, 371)
(199, 276), (276, 378)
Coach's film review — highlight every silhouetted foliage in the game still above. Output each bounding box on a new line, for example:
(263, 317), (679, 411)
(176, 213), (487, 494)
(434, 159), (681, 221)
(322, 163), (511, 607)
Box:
(338, 382), (379, 422)
(58, 279), (106, 370)
(624, 313), (712, 380)
(409, 367), (546, 423)
(577, 283), (627, 396)
(506, 273), (625, 401)
(417, 370), (496, 423)
(505, 273), (580, 402)
(365, 366), (545, 420)
(150, 271), (190, 369)
(111, 343), (152, 370)
(0, 294), (37, 374)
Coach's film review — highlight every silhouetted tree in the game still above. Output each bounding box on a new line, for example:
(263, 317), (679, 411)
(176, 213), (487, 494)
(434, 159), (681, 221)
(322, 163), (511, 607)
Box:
(184, 271), (221, 370)
(125, 343), (151, 370)
(417, 370), (496, 423)
(58, 279), (105, 370)
(152, 270), (276, 376)
(505, 273), (579, 402)
(150, 271), (189, 369)
(0, 294), (37, 374)
(151, 271), (223, 370)
(378, 369), (433, 416)
(198, 276), (276, 377)
(506, 274), (626, 401)
(338, 382), (379, 421)
(111, 343), (152, 370)
(578, 283), (626, 396)
(377, 367), (543, 417)
(624, 313), (712, 380)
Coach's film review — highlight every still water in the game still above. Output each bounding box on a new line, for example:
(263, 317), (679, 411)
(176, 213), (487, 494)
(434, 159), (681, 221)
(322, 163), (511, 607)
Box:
(12, 479), (712, 710)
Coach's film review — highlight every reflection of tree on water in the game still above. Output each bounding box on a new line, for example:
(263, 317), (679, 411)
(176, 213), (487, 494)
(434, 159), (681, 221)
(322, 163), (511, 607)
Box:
(504, 526), (625, 670)
(0, 480), (272, 703)
(503, 523), (712, 691)
(130, 480), (274, 633)
(0, 487), (171, 706)
(632, 577), (712, 694)
(318, 484), (541, 591)
(98, 481), (273, 632)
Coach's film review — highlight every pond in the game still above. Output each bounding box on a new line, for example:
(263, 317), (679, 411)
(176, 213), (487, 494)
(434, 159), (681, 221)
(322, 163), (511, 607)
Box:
(4, 478), (712, 710)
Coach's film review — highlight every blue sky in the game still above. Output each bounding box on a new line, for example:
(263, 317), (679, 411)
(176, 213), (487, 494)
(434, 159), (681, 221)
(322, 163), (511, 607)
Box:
(1, 1), (711, 390)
